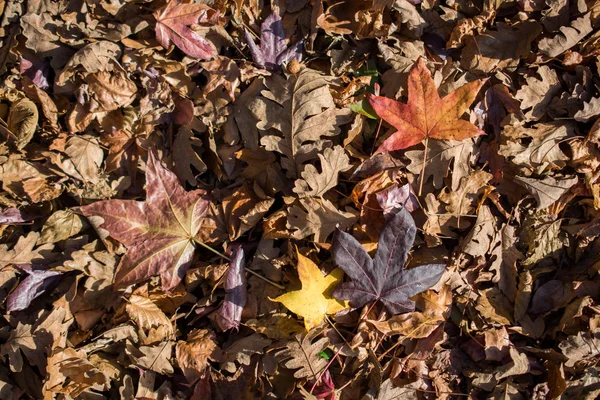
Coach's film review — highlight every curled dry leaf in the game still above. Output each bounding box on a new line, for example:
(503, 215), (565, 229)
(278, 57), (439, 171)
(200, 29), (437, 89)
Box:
(216, 246), (247, 331)
(8, 97), (38, 149)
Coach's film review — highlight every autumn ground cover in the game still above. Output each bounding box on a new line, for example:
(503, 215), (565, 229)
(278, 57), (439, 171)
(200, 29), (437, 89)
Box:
(0, 0), (599, 398)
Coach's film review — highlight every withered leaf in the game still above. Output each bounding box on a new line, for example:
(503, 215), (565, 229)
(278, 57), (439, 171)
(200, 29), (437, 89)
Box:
(333, 208), (445, 314)
(176, 329), (218, 383)
(293, 146), (351, 198)
(216, 246), (247, 331)
(368, 58), (485, 153)
(274, 329), (330, 379)
(287, 198), (357, 243)
(7, 265), (62, 312)
(251, 68), (352, 178)
(80, 151), (215, 290)
(7, 97), (38, 149)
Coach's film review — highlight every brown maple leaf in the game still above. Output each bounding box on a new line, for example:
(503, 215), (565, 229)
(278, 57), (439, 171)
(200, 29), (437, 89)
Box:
(79, 151), (217, 290)
(367, 58), (486, 154)
(154, 0), (220, 60)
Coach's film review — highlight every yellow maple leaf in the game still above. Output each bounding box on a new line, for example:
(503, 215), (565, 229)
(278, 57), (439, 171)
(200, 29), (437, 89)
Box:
(272, 251), (348, 330)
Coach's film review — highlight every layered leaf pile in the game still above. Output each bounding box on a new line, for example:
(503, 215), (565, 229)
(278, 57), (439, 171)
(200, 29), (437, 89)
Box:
(0, 0), (599, 398)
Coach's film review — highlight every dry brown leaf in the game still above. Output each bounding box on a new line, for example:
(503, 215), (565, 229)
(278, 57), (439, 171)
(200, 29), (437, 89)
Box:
(176, 329), (218, 383)
(126, 295), (175, 344)
(293, 145), (351, 198)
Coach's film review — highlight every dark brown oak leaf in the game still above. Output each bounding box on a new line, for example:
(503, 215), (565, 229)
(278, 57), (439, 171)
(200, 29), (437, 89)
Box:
(79, 151), (216, 290)
(333, 208), (445, 315)
(367, 58), (486, 153)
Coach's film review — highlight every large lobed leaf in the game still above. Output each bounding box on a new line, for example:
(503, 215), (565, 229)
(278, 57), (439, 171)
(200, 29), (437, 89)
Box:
(367, 58), (486, 153)
(333, 207), (445, 314)
(80, 151), (215, 290)
(251, 68), (352, 179)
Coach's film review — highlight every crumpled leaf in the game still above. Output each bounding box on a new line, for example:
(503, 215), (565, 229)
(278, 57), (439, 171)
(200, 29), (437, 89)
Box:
(367, 58), (485, 153)
(7, 265), (62, 312)
(176, 329), (218, 383)
(126, 294), (175, 343)
(154, 0), (219, 59)
(171, 126), (207, 186)
(272, 250), (348, 330)
(460, 20), (542, 74)
(216, 246), (247, 331)
(7, 97), (38, 149)
(376, 183), (420, 219)
(243, 12), (303, 70)
(287, 198), (357, 243)
(333, 208), (445, 315)
(80, 151), (216, 290)
(274, 329), (330, 379)
(60, 135), (105, 184)
(251, 68), (352, 178)
(126, 342), (174, 375)
(293, 146), (351, 198)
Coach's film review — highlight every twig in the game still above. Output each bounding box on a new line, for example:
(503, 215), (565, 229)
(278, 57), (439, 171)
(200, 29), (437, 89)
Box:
(418, 136), (429, 196)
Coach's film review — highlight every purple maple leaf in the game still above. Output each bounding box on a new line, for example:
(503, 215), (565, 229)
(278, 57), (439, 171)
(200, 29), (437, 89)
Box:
(333, 208), (445, 315)
(243, 12), (303, 70)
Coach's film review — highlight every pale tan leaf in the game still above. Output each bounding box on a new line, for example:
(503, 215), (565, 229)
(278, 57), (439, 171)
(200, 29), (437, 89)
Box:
(274, 329), (329, 379)
(538, 13), (593, 57)
(515, 66), (562, 121)
(60, 135), (104, 183)
(126, 342), (174, 375)
(172, 126), (207, 186)
(250, 68), (352, 179)
(7, 98), (38, 149)
(126, 295), (175, 343)
(293, 145), (352, 198)
(38, 210), (88, 244)
(287, 198), (357, 242)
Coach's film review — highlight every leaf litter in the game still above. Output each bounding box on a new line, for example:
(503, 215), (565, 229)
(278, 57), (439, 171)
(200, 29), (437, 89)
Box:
(0, 0), (598, 398)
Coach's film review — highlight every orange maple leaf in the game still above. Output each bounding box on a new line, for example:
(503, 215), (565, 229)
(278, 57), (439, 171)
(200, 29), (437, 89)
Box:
(368, 58), (487, 154)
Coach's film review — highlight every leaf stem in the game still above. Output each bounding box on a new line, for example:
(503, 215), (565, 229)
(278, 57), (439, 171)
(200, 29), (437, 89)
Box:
(418, 136), (429, 196)
(193, 240), (285, 289)
(310, 301), (379, 394)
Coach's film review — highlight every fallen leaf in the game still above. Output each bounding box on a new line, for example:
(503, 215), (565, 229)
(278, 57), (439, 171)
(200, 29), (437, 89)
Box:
(367, 58), (485, 153)
(293, 146), (352, 198)
(176, 329), (218, 383)
(154, 0), (219, 59)
(287, 198), (357, 243)
(126, 342), (174, 374)
(274, 329), (329, 379)
(7, 97), (38, 149)
(6, 266), (62, 312)
(272, 250), (348, 330)
(126, 294), (175, 343)
(252, 68), (352, 178)
(538, 14), (593, 58)
(513, 175), (578, 210)
(333, 208), (445, 314)
(243, 12), (303, 70)
(80, 151), (216, 290)
(216, 246), (247, 331)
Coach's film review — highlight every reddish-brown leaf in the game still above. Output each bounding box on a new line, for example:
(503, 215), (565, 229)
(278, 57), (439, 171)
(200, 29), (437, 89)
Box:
(367, 58), (486, 153)
(154, 0), (219, 60)
(79, 151), (214, 290)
